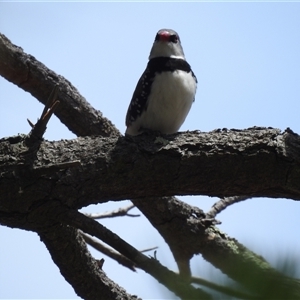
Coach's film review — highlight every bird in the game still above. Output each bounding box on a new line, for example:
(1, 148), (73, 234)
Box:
(125, 28), (197, 136)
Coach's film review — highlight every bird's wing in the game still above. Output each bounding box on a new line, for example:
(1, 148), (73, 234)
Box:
(125, 67), (155, 127)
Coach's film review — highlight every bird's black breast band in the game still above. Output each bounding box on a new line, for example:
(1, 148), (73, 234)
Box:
(148, 57), (191, 73)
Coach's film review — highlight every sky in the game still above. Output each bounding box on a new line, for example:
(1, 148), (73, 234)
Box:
(1, 2), (300, 299)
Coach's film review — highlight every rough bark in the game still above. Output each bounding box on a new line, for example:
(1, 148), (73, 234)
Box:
(1, 128), (300, 213)
(39, 225), (137, 300)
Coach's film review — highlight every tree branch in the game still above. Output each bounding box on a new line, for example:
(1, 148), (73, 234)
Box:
(206, 195), (251, 218)
(81, 232), (137, 272)
(84, 203), (139, 219)
(132, 196), (300, 298)
(1, 128), (300, 213)
(0, 33), (118, 137)
(61, 209), (212, 299)
(39, 225), (138, 300)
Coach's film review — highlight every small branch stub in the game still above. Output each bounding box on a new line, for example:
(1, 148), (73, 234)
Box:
(27, 84), (60, 142)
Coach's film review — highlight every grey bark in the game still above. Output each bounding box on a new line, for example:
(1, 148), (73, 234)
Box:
(1, 128), (300, 211)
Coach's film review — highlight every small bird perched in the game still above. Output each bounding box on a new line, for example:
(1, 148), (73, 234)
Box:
(125, 28), (197, 136)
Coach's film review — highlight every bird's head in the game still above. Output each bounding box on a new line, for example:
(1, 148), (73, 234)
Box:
(149, 29), (185, 60)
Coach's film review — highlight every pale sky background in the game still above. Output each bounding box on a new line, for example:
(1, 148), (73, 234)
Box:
(1, 2), (300, 299)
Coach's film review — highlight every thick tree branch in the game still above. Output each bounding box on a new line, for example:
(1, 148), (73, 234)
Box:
(0, 33), (118, 137)
(1, 128), (300, 213)
(39, 225), (137, 300)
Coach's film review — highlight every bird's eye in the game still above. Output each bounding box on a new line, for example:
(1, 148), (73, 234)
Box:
(170, 34), (178, 43)
(155, 33), (160, 41)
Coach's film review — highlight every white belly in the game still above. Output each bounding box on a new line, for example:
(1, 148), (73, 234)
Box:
(128, 70), (196, 135)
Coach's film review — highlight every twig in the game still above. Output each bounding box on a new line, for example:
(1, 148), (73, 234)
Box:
(140, 246), (159, 253)
(27, 84), (60, 141)
(84, 204), (140, 219)
(191, 276), (255, 299)
(41, 84), (59, 119)
(81, 231), (136, 272)
(82, 231), (157, 270)
(206, 196), (251, 218)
